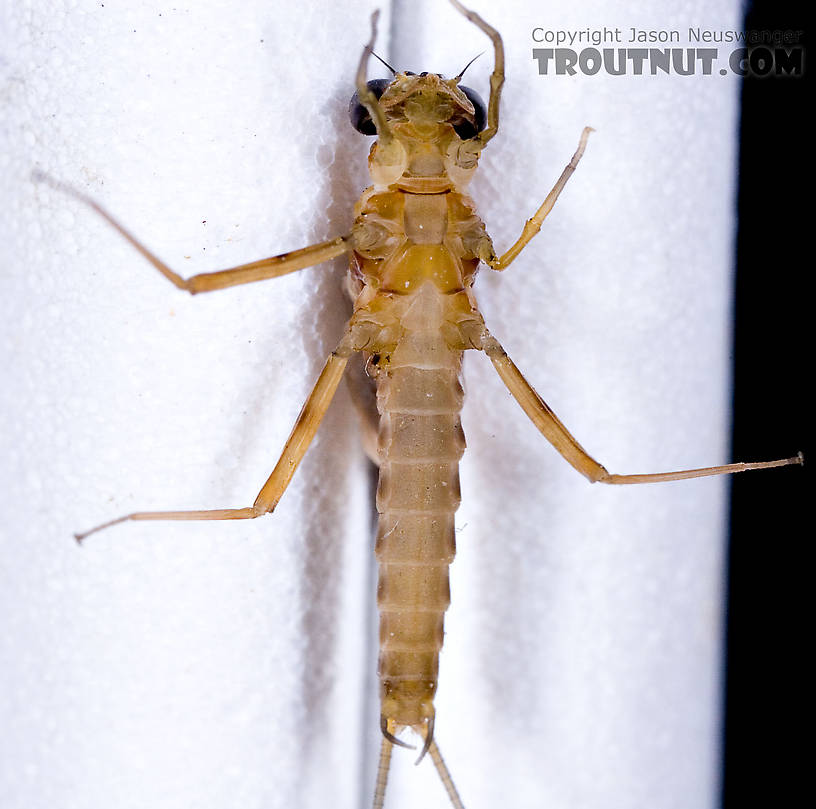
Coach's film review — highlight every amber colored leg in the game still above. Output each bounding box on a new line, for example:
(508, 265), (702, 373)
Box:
(355, 10), (393, 145)
(488, 126), (593, 270)
(75, 335), (354, 541)
(32, 171), (351, 293)
(482, 334), (803, 484)
(450, 0), (505, 147)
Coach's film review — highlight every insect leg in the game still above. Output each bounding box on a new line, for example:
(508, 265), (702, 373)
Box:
(449, 0), (504, 147)
(481, 333), (802, 484)
(356, 10), (393, 145)
(75, 333), (355, 541)
(488, 126), (594, 270)
(32, 171), (351, 293)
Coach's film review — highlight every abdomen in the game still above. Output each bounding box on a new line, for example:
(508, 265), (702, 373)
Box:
(374, 330), (466, 730)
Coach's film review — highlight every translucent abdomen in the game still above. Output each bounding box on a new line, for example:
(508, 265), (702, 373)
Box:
(374, 328), (466, 729)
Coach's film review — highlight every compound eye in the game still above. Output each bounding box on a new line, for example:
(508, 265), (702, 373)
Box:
(349, 78), (391, 135)
(452, 85), (487, 140)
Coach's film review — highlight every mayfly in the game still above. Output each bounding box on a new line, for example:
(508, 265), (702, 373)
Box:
(36, 1), (801, 806)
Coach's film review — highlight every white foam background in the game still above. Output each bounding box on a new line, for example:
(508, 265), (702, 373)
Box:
(2, 1), (742, 808)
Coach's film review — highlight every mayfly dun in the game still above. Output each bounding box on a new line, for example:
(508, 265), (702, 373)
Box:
(29, 1), (801, 807)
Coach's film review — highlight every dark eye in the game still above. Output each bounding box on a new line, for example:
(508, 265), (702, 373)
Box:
(349, 79), (391, 135)
(452, 85), (487, 140)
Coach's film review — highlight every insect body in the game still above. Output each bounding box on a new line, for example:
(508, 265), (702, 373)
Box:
(43, 1), (801, 806)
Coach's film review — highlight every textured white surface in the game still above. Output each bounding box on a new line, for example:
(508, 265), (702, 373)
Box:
(2, 1), (741, 808)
